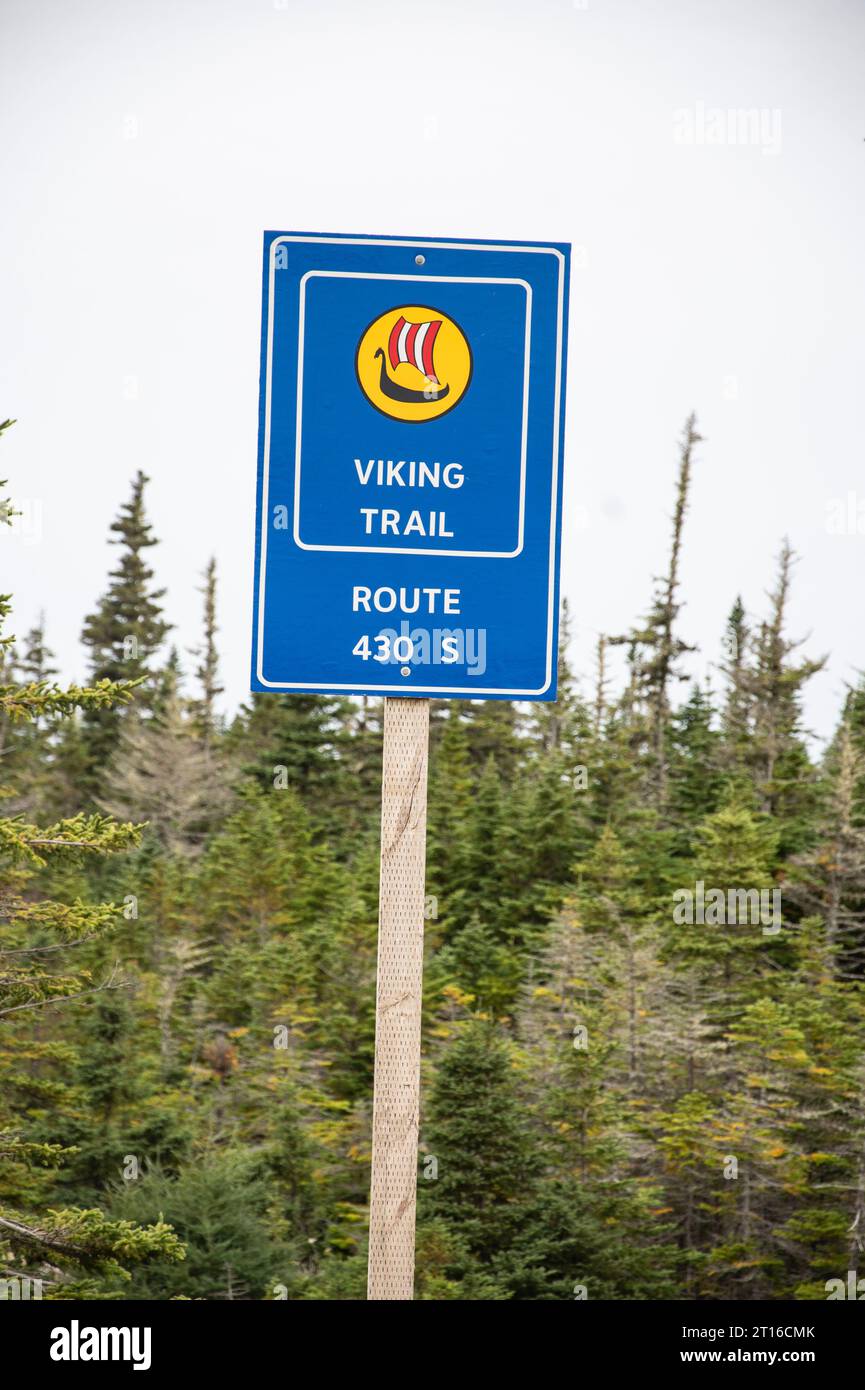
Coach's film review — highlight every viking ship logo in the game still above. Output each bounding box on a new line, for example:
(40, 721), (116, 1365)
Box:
(355, 304), (472, 422)
(384, 315), (445, 396)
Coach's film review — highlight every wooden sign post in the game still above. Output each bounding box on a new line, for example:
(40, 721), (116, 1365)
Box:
(367, 696), (430, 1301)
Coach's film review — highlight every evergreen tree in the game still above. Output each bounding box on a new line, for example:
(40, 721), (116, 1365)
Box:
(786, 717), (865, 976)
(189, 557), (223, 747)
(531, 598), (586, 760)
(423, 1021), (538, 1264)
(749, 541), (825, 847)
(0, 614), (59, 817)
(110, 1152), (287, 1299)
(609, 414), (701, 809)
(719, 596), (752, 771)
(669, 682), (724, 829)
(99, 676), (228, 857)
(80, 471), (171, 786)
(226, 692), (352, 822)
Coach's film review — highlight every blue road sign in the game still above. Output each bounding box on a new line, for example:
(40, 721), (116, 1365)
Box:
(251, 232), (570, 701)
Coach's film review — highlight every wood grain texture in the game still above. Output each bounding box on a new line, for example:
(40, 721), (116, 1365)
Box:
(367, 697), (430, 1301)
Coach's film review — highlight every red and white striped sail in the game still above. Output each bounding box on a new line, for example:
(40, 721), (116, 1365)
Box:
(387, 315), (442, 384)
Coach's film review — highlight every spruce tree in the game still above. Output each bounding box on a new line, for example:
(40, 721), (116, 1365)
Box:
(719, 596), (752, 769)
(99, 680), (227, 858)
(610, 414), (701, 809)
(786, 717), (865, 976)
(669, 682), (724, 829)
(423, 1021), (538, 1262)
(227, 692), (352, 822)
(80, 471), (171, 786)
(189, 557), (223, 747)
(749, 541), (825, 846)
(0, 614), (59, 817)
(531, 598), (586, 760)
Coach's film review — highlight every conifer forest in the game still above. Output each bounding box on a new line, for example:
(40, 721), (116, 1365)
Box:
(3, 411), (864, 1303)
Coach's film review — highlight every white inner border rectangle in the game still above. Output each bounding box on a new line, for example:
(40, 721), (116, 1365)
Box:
(293, 270), (531, 558)
(256, 235), (565, 697)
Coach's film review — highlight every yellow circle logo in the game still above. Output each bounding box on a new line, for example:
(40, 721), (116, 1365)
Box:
(355, 305), (472, 423)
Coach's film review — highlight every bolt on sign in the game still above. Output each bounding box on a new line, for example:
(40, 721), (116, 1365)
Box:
(250, 231), (571, 1301)
(251, 232), (570, 700)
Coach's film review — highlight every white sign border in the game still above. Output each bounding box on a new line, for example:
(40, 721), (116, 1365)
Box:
(293, 270), (531, 558)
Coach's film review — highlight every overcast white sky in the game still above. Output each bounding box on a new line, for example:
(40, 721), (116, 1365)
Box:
(2, 0), (863, 740)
